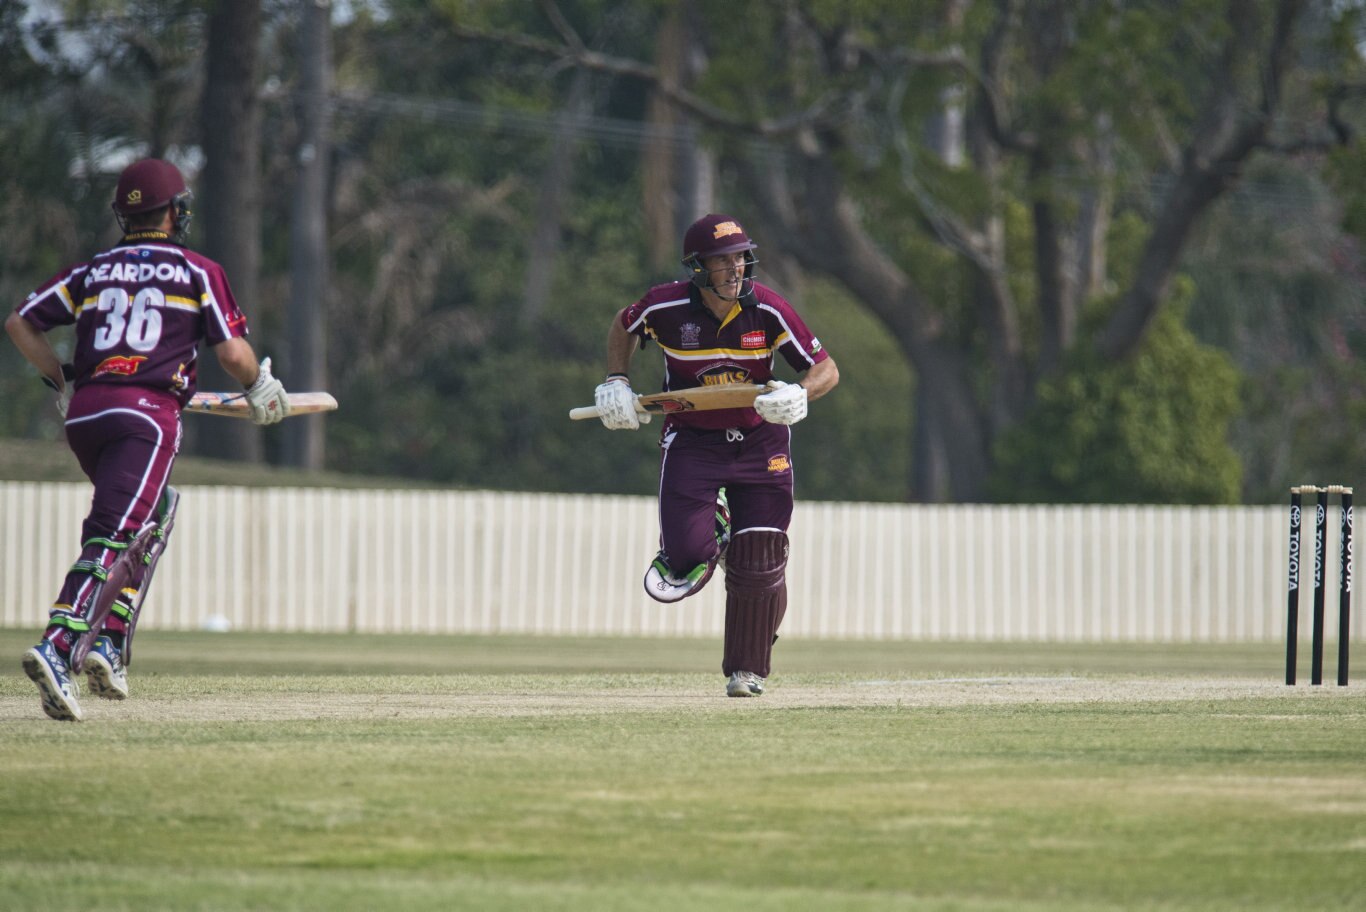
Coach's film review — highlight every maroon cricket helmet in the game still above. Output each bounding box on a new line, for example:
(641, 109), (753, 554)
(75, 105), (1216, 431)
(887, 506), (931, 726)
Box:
(682, 214), (757, 262)
(681, 214), (759, 299)
(113, 159), (188, 215)
(111, 158), (194, 239)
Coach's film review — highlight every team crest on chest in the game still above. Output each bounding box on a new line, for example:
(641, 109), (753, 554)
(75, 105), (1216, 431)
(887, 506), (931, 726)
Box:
(680, 322), (702, 349)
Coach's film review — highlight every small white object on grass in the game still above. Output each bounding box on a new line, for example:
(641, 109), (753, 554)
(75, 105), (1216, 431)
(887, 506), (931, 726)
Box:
(201, 614), (232, 633)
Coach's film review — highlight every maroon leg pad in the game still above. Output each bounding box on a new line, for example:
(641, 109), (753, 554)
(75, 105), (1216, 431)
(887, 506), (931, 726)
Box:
(67, 540), (144, 673)
(122, 486), (179, 666)
(46, 540), (126, 656)
(722, 530), (789, 678)
(67, 488), (171, 670)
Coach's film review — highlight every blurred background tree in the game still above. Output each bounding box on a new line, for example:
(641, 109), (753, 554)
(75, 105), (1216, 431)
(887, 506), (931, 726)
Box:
(1, 0), (1363, 505)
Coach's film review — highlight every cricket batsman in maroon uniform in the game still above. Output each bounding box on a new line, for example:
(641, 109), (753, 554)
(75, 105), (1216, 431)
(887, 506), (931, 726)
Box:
(5, 158), (292, 721)
(593, 214), (839, 697)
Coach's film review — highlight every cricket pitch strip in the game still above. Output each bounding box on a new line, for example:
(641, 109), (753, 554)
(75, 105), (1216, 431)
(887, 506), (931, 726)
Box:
(1, 674), (1354, 724)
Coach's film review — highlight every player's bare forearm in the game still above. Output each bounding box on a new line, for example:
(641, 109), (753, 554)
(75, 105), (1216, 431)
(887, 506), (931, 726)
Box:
(4, 312), (65, 388)
(605, 311), (638, 376)
(799, 356), (839, 401)
(212, 336), (261, 388)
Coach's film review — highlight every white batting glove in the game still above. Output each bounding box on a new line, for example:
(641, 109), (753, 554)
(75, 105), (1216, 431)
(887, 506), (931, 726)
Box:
(594, 376), (650, 430)
(754, 380), (808, 425)
(245, 357), (291, 425)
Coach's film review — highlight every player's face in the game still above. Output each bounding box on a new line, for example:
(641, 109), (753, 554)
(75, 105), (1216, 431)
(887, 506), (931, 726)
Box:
(701, 252), (747, 299)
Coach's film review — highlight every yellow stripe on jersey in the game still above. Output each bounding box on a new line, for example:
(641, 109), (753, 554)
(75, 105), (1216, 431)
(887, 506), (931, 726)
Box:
(655, 342), (774, 360)
(717, 302), (744, 333)
(56, 284), (76, 315)
(77, 294), (200, 315)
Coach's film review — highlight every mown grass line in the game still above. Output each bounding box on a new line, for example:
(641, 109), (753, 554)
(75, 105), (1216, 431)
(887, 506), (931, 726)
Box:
(0, 628), (1291, 677)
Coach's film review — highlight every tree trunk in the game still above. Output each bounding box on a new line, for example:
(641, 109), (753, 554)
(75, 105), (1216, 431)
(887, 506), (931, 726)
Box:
(192, 0), (263, 462)
(1097, 0), (1305, 361)
(283, 0), (330, 469)
(741, 143), (995, 501)
(1075, 116), (1114, 303)
(642, 1), (715, 272)
(911, 389), (948, 502)
(521, 69), (588, 327)
(922, 0), (968, 167)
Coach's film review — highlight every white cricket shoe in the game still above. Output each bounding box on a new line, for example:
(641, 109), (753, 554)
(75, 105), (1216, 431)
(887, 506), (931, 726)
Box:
(85, 636), (128, 700)
(22, 639), (84, 721)
(726, 670), (766, 698)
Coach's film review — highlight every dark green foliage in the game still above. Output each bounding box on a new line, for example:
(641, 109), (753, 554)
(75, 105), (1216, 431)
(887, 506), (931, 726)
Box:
(1325, 142), (1366, 245)
(778, 279), (912, 503)
(4, 1), (1365, 506)
(1181, 159), (1366, 503)
(990, 296), (1242, 505)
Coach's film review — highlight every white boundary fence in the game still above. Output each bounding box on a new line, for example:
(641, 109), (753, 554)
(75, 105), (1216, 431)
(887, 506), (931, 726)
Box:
(1, 482), (1356, 643)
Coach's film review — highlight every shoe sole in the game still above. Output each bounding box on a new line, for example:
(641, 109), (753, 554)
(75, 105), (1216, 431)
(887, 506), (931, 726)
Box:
(22, 649), (83, 722)
(85, 652), (128, 701)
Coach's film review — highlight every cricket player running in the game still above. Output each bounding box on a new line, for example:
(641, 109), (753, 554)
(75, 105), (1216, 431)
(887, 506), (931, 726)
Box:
(594, 213), (838, 697)
(4, 158), (291, 721)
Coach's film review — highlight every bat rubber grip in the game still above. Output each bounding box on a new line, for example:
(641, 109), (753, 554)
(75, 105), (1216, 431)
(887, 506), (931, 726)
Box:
(570, 399), (650, 421)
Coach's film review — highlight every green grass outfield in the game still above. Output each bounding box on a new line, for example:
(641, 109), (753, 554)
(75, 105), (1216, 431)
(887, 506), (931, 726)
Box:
(1, 631), (1362, 911)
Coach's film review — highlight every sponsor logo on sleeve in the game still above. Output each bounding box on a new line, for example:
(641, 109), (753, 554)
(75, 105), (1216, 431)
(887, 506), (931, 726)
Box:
(767, 454), (791, 473)
(93, 355), (148, 378)
(810, 337), (823, 353)
(741, 331), (766, 349)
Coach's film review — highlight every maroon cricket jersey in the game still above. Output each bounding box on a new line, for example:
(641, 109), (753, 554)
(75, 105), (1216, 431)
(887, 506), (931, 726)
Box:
(14, 232), (249, 406)
(621, 280), (830, 431)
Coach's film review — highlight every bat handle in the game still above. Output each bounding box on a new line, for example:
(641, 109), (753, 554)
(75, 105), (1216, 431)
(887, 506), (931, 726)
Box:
(569, 398), (650, 421)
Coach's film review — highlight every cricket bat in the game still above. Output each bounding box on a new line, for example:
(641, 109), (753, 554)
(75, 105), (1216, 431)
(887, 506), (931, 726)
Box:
(569, 382), (768, 421)
(185, 391), (339, 418)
